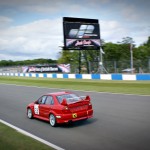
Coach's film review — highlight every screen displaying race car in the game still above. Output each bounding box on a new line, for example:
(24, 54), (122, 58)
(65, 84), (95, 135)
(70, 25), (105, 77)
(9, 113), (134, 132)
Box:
(27, 91), (93, 127)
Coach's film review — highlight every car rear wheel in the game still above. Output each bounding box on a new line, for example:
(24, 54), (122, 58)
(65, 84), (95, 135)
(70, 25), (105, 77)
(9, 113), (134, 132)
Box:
(49, 114), (57, 127)
(27, 108), (33, 119)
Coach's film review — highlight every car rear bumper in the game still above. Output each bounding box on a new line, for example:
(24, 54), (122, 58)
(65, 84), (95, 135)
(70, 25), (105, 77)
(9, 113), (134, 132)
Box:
(56, 109), (93, 124)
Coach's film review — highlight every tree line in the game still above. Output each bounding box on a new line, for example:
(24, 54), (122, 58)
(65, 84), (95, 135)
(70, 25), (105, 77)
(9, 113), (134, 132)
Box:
(0, 58), (57, 67)
(0, 36), (150, 73)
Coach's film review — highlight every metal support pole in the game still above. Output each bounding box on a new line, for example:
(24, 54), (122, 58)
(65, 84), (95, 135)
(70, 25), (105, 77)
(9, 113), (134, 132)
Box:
(99, 47), (103, 73)
(114, 61), (117, 73)
(130, 43), (133, 74)
(79, 50), (81, 74)
(98, 47), (108, 74)
(148, 57), (150, 73)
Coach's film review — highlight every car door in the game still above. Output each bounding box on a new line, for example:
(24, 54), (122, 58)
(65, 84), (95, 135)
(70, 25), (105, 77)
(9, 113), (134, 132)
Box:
(38, 95), (47, 118)
(40, 95), (55, 119)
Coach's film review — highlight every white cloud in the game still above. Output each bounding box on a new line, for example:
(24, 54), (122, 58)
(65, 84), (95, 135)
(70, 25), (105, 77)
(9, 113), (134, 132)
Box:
(100, 20), (149, 46)
(0, 16), (13, 28)
(0, 18), (63, 60)
(0, 17), (148, 61)
(100, 20), (128, 43)
(0, 0), (149, 60)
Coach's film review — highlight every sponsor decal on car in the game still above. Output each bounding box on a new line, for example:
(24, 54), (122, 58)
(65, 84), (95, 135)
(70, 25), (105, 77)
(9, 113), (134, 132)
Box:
(34, 104), (39, 115)
(72, 113), (77, 118)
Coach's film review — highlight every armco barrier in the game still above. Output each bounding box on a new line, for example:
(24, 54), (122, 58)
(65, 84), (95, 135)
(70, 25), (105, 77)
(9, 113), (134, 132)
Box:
(0, 72), (150, 80)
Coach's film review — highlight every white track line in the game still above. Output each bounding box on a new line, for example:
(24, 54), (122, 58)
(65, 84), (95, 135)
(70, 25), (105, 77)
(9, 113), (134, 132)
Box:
(0, 119), (65, 150)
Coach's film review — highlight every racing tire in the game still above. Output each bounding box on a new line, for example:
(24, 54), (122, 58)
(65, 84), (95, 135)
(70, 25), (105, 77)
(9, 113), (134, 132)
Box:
(27, 108), (33, 119)
(49, 114), (57, 127)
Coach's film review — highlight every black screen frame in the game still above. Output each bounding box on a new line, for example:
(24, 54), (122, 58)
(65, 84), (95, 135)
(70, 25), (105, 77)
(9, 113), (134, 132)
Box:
(63, 17), (101, 50)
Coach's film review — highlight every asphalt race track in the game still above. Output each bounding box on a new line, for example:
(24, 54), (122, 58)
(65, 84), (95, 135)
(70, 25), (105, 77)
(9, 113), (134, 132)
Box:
(0, 84), (150, 150)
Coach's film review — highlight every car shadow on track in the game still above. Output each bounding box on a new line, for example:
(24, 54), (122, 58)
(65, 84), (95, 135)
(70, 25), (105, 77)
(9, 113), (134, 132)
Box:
(29, 117), (98, 128)
(58, 118), (98, 128)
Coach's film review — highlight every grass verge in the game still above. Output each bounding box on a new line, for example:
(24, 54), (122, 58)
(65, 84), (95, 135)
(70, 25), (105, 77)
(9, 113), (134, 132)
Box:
(0, 76), (150, 95)
(0, 122), (54, 150)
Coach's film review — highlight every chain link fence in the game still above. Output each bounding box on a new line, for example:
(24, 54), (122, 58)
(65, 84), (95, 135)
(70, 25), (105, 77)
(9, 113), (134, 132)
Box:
(0, 66), (22, 73)
(88, 59), (150, 73)
(0, 58), (150, 74)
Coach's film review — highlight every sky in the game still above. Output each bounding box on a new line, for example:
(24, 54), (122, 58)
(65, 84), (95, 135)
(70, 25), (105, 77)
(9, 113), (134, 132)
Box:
(0, 0), (150, 61)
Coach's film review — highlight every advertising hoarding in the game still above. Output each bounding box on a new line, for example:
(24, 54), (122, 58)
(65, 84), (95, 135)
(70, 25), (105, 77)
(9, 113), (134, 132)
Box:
(22, 64), (70, 73)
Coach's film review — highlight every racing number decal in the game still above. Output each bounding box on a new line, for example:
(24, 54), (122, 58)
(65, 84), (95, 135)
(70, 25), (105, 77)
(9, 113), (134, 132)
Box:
(34, 104), (39, 115)
(72, 113), (77, 118)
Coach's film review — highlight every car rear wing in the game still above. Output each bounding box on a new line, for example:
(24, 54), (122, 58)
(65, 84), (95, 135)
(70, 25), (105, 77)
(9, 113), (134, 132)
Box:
(61, 95), (91, 106)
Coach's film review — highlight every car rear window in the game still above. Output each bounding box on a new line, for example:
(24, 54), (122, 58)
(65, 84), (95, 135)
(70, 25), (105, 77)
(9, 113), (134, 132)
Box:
(56, 94), (82, 104)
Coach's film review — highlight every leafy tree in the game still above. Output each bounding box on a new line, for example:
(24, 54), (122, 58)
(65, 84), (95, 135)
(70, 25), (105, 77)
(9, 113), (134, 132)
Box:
(143, 36), (150, 47)
(119, 37), (135, 44)
(103, 43), (121, 61)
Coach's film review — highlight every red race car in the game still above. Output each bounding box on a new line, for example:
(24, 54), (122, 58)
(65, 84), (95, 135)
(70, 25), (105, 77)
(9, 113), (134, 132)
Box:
(27, 91), (93, 127)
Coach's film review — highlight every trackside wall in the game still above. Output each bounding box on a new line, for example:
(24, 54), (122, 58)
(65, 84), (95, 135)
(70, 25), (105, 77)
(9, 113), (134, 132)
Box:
(0, 73), (150, 80)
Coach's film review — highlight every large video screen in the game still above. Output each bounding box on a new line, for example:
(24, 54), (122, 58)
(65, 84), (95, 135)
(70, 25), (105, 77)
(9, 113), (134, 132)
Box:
(63, 17), (100, 50)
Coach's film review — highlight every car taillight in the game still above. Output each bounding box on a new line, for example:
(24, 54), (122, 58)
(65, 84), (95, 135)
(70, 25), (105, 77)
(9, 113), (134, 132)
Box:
(62, 106), (70, 113)
(88, 102), (92, 109)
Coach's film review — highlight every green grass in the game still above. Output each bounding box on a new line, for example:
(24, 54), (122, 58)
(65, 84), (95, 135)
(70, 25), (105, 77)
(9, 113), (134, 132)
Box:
(0, 122), (54, 150)
(0, 76), (150, 95)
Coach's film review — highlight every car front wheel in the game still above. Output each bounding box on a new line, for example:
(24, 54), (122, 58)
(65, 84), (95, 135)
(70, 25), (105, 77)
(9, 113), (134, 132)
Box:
(27, 108), (33, 119)
(49, 114), (57, 127)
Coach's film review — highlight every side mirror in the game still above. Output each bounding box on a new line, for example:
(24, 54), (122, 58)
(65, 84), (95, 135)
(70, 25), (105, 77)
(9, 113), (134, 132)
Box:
(61, 99), (68, 106)
(85, 95), (91, 101)
(34, 100), (38, 104)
